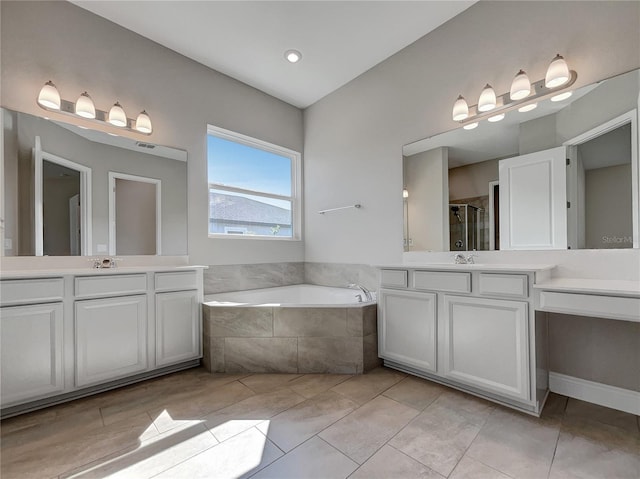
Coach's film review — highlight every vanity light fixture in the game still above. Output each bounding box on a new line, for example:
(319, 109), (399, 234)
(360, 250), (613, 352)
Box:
(452, 95), (469, 121)
(108, 102), (127, 127)
(135, 110), (153, 134)
(36, 82), (153, 135)
(545, 54), (570, 88)
(452, 54), (577, 129)
(37, 81), (61, 110)
(510, 70), (531, 100)
(477, 84), (497, 112)
(284, 49), (302, 63)
(75, 92), (96, 119)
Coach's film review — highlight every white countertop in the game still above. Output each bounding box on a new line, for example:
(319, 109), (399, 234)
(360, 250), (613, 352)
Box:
(377, 263), (556, 272)
(534, 278), (640, 297)
(0, 265), (207, 280)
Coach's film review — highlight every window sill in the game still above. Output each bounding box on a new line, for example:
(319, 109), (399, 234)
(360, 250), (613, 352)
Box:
(208, 234), (302, 242)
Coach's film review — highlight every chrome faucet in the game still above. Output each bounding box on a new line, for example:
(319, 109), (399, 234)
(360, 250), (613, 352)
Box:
(348, 283), (373, 302)
(453, 253), (467, 264)
(453, 253), (477, 265)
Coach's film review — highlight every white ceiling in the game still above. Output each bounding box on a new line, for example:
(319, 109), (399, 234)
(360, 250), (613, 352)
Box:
(71, 1), (476, 108)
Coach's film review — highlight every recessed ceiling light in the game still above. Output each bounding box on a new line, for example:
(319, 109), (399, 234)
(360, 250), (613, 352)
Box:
(284, 49), (302, 63)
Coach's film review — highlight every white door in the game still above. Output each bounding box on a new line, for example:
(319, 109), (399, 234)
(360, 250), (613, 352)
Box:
(378, 289), (437, 373)
(442, 295), (530, 401)
(499, 146), (567, 250)
(155, 290), (200, 366)
(75, 295), (147, 387)
(1, 303), (64, 405)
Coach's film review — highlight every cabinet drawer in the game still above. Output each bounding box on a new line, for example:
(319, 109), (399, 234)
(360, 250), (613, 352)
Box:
(380, 269), (408, 288)
(414, 271), (471, 293)
(479, 274), (528, 298)
(539, 291), (640, 322)
(75, 274), (147, 298)
(155, 271), (198, 292)
(0, 278), (64, 306)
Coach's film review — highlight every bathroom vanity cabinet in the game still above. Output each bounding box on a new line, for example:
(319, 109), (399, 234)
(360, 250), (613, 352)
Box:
(378, 265), (553, 415)
(0, 266), (204, 416)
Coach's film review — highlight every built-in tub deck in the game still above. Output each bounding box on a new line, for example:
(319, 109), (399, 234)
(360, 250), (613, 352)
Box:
(202, 285), (380, 374)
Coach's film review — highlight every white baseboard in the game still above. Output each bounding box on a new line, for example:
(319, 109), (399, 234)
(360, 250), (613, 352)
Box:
(549, 372), (640, 415)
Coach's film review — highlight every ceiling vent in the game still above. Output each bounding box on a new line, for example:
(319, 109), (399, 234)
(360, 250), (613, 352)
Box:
(136, 142), (156, 149)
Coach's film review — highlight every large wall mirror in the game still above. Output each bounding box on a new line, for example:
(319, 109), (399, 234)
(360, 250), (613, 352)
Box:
(403, 69), (639, 252)
(1, 108), (188, 257)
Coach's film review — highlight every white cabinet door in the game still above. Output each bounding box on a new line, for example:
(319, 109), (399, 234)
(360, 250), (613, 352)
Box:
(75, 295), (147, 387)
(1, 303), (64, 405)
(499, 146), (567, 250)
(443, 295), (529, 401)
(378, 289), (437, 373)
(155, 290), (200, 366)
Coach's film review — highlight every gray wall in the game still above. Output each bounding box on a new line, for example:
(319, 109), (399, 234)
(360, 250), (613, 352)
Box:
(448, 159), (498, 201)
(585, 164), (633, 249)
(304, 0), (640, 264)
(115, 178), (157, 255)
(0, 0), (304, 265)
(404, 147), (448, 251)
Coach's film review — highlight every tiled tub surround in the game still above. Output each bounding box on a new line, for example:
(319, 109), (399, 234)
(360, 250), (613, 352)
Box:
(204, 262), (305, 294)
(202, 285), (380, 374)
(203, 262), (378, 294)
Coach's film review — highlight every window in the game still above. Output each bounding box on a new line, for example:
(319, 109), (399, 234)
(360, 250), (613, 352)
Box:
(207, 125), (301, 239)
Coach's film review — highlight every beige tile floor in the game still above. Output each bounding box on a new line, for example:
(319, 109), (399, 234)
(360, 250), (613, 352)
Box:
(1, 367), (638, 479)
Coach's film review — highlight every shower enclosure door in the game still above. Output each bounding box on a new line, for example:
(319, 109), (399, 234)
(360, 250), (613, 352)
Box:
(449, 204), (484, 251)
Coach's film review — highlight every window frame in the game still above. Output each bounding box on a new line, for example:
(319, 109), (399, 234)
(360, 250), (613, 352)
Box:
(207, 124), (302, 241)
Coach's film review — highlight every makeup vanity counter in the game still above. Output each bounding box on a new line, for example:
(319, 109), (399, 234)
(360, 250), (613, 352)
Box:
(376, 263), (555, 416)
(534, 277), (640, 322)
(0, 265), (206, 417)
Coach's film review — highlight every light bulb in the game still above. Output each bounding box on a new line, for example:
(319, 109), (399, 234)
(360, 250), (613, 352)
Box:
(478, 84), (497, 112)
(402, 188), (409, 199)
(488, 113), (505, 122)
(75, 92), (96, 119)
(510, 70), (531, 100)
(463, 122), (478, 130)
(37, 81), (61, 110)
(545, 54), (570, 88)
(135, 110), (152, 133)
(518, 103), (538, 113)
(452, 95), (469, 121)
(108, 102), (127, 127)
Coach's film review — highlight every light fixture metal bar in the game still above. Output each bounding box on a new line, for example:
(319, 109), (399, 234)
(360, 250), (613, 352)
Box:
(37, 98), (151, 136)
(459, 70), (578, 125)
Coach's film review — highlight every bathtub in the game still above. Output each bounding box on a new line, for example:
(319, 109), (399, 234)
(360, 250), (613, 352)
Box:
(203, 284), (375, 307)
(202, 284), (380, 375)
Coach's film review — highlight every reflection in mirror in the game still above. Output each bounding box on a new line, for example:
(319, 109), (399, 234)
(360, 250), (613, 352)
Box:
(2, 108), (188, 257)
(403, 68), (639, 252)
(42, 159), (82, 255)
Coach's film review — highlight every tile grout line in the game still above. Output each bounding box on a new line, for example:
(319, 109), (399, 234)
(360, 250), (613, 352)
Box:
(441, 405), (496, 478)
(386, 442), (447, 478)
